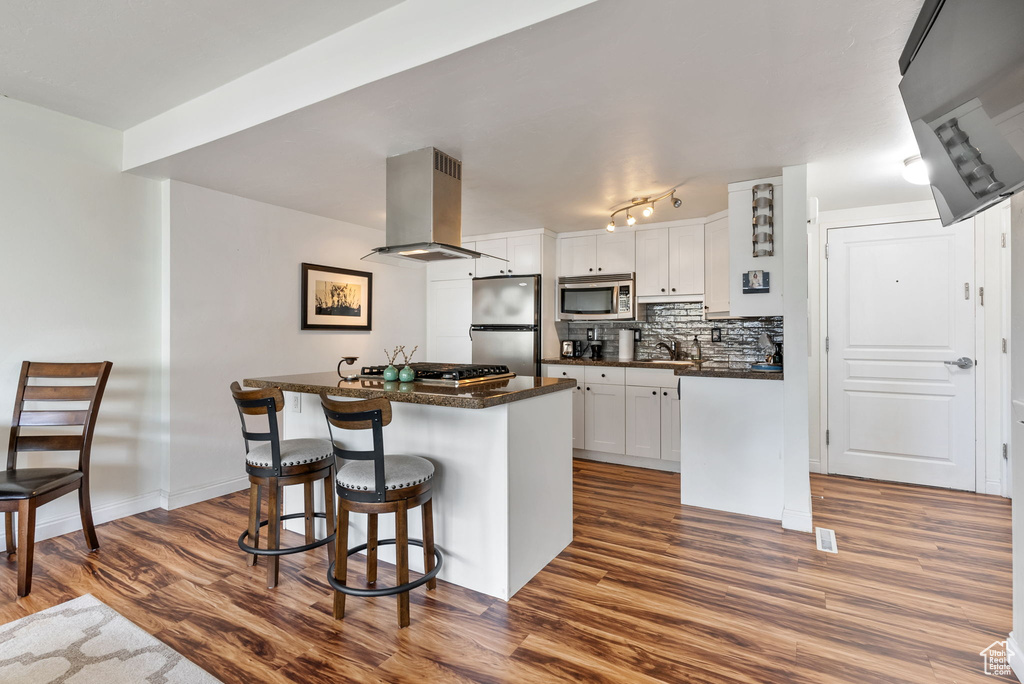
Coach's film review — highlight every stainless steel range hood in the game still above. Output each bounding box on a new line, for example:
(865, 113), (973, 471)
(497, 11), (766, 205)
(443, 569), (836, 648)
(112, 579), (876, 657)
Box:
(363, 147), (486, 264)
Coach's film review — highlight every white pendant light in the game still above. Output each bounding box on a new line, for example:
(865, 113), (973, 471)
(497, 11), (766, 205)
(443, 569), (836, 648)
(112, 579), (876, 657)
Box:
(902, 155), (930, 185)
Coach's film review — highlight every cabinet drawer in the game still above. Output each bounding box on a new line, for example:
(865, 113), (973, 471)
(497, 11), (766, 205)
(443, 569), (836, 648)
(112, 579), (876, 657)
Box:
(542, 364), (585, 385)
(584, 366), (625, 385)
(624, 367), (677, 387)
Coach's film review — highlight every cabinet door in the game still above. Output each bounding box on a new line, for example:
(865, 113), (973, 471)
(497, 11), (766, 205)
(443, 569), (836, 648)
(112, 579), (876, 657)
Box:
(660, 386), (681, 461)
(475, 238), (508, 277)
(704, 216), (730, 314)
(559, 235), (597, 277)
(625, 385), (662, 459)
(572, 384), (585, 449)
(427, 279), (472, 362)
(506, 235), (542, 275)
(584, 383), (625, 454)
(635, 229), (670, 297)
(427, 241), (476, 281)
(668, 225), (705, 296)
(595, 232), (635, 274)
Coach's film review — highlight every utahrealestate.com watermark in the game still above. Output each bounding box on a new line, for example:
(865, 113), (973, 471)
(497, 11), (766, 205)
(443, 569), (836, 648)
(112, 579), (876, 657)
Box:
(980, 641), (1014, 677)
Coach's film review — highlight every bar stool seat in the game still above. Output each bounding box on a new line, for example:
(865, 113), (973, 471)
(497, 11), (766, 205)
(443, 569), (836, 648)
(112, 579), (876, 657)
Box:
(336, 455), (433, 492)
(321, 394), (443, 628)
(246, 438), (332, 469)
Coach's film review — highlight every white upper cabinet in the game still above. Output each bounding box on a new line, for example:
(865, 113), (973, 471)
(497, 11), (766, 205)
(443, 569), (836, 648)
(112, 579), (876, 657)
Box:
(506, 235), (542, 275)
(704, 215), (730, 315)
(595, 232), (635, 274)
(475, 238), (508, 277)
(558, 233), (635, 277)
(633, 223), (703, 301)
(427, 241), (476, 281)
(636, 229), (670, 297)
(668, 225), (704, 296)
(558, 235), (597, 276)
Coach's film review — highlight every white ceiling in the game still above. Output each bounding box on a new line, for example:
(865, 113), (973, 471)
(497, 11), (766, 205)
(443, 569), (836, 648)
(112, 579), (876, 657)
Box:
(6, 0), (934, 233)
(0, 0), (401, 128)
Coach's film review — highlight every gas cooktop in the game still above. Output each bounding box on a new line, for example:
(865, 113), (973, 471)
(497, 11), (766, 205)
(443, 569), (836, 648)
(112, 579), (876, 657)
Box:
(360, 363), (516, 386)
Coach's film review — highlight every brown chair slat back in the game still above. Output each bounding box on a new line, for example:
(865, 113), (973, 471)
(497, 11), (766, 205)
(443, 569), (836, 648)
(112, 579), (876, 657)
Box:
(230, 382), (285, 415)
(22, 386), (96, 401)
(18, 411), (89, 426)
(319, 394), (392, 430)
(7, 361), (113, 471)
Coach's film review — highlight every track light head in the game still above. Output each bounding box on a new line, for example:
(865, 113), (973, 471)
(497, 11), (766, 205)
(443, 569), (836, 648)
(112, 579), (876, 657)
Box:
(626, 213), (636, 226)
(672, 194), (682, 209)
(606, 220), (616, 232)
(642, 205), (654, 218)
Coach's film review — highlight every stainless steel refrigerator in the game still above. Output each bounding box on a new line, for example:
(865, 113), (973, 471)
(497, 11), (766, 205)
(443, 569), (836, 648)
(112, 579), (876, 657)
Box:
(470, 275), (541, 377)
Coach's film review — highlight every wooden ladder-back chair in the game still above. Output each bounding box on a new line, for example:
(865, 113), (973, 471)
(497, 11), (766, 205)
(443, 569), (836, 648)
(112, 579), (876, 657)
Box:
(2, 361), (112, 596)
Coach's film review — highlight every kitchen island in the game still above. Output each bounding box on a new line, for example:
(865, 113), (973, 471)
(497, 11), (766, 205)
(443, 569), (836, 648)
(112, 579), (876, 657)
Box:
(244, 371), (575, 601)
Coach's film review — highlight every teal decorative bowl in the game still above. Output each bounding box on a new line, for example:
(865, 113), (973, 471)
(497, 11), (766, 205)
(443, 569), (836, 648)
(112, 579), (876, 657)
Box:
(398, 365), (416, 382)
(382, 364), (399, 381)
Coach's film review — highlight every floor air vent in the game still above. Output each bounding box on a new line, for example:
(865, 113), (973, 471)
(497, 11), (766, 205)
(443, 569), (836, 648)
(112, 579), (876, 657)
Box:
(815, 527), (838, 554)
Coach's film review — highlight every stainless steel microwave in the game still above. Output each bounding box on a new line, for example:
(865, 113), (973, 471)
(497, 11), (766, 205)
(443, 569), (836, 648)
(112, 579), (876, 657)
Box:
(557, 273), (635, 321)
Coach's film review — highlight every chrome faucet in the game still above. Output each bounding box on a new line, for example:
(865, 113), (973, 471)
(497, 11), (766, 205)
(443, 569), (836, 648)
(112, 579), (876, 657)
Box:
(656, 340), (682, 361)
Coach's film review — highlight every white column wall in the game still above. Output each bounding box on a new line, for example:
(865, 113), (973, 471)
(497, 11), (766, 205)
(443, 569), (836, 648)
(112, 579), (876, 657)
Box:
(781, 164), (813, 532)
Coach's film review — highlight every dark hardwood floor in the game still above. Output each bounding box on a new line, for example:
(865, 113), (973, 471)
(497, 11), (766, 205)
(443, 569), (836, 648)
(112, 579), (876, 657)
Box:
(0, 460), (1013, 683)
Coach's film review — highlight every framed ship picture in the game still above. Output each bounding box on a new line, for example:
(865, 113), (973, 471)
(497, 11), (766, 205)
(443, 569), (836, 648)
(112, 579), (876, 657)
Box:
(301, 263), (372, 331)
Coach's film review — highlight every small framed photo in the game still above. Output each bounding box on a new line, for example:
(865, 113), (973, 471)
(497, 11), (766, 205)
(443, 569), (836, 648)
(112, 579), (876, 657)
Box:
(301, 263), (372, 331)
(742, 270), (769, 294)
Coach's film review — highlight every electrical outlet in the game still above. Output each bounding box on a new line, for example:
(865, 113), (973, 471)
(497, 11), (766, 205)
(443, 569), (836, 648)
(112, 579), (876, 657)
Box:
(586, 328), (596, 341)
(289, 393), (301, 413)
(633, 329), (642, 342)
(711, 328), (722, 343)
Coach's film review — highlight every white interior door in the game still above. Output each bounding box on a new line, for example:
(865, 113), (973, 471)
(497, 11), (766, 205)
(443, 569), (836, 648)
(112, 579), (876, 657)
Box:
(827, 220), (976, 490)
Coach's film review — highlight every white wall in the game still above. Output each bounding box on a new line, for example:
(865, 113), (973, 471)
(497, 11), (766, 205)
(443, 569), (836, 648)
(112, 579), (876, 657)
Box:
(0, 98), (164, 543)
(1010, 192), (1024, 673)
(165, 181), (426, 507)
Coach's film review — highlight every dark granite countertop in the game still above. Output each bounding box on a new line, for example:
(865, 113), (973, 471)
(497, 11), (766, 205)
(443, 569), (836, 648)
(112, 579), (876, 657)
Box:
(540, 358), (784, 381)
(244, 372), (576, 409)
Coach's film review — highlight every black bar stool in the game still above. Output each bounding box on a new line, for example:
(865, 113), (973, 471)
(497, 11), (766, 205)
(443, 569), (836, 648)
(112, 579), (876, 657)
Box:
(230, 382), (336, 588)
(319, 393), (442, 628)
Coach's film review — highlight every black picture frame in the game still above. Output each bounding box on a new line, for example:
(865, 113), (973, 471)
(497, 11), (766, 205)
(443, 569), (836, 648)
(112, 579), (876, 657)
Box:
(301, 263), (373, 331)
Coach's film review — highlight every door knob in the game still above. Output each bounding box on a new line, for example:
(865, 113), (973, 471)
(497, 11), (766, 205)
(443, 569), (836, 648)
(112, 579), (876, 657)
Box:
(944, 357), (974, 370)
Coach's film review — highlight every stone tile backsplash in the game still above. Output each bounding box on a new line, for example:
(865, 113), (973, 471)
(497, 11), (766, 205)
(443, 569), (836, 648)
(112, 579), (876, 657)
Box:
(556, 302), (784, 369)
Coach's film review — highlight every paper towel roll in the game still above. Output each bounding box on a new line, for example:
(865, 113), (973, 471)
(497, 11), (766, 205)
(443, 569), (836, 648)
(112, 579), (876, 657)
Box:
(619, 329), (635, 361)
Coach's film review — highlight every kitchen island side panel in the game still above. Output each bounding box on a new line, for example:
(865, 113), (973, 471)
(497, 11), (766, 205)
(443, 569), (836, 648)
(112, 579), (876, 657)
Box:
(282, 395), (512, 599)
(679, 375), (785, 520)
(507, 389), (573, 596)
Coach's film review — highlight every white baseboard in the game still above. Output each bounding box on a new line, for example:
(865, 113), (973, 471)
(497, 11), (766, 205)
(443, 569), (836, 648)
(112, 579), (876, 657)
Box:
(808, 458), (822, 474)
(985, 479), (1004, 496)
(160, 475), (249, 510)
(1008, 632), (1023, 679)
(781, 506), (814, 533)
(573, 449), (681, 473)
(0, 489), (162, 548)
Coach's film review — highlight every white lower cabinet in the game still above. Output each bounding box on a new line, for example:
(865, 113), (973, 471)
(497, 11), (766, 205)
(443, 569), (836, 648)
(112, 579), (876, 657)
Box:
(584, 383), (625, 454)
(544, 364), (679, 465)
(625, 386), (661, 458)
(660, 387), (681, 461)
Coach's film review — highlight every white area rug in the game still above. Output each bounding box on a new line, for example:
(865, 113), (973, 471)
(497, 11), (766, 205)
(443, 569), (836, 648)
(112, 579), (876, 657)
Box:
(0, 594), (221, 683)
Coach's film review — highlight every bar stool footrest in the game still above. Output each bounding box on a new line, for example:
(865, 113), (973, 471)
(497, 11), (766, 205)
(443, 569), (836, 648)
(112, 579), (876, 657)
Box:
(238, 511), (335, 557)
(327, 538), (443, 597)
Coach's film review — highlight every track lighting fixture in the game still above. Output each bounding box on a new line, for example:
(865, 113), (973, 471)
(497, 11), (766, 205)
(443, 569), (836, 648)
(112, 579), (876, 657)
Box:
(605, 187), (682, 229)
